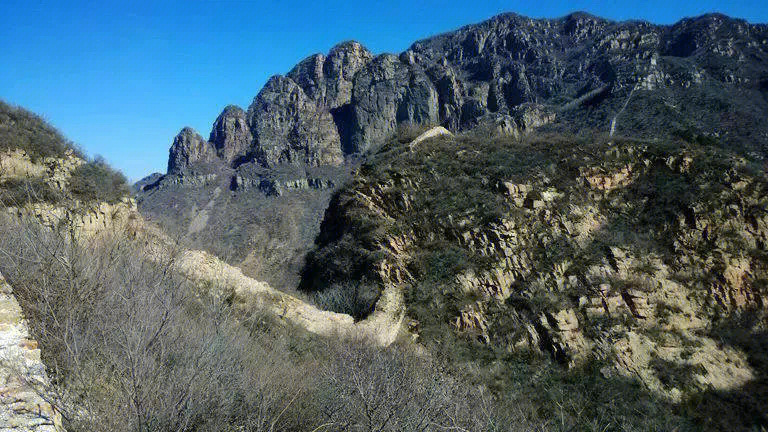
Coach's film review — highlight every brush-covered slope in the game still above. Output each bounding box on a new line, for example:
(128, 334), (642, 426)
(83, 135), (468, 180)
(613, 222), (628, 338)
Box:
(0, 100), (134, 431)
(301, 127), (768, 429)
(0, 103), (469, 432)
(0, 101), (131, 222)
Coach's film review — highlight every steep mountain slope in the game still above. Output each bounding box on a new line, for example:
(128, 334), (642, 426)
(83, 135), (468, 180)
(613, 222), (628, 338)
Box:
(0, 101), (400, 348)
(136, 12), (768, 293)
(301, 127), (768, 428)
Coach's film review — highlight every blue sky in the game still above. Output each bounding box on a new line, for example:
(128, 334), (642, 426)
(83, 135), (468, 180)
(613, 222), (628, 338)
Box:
(2, 0), (767, 181)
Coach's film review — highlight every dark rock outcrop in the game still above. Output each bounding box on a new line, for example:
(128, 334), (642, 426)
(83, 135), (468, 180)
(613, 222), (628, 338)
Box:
(167, 127), (217, 174)
(287, 41), (373, 110)
(348, 54), (440, 153)
(161, 12), (768, 174)
(247, 76), (343, 167)
(209, 105), (252, 164)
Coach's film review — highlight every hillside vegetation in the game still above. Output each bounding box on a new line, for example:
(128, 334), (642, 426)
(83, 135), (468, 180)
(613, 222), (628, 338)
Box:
(302, 126), (768, 430)
(0, 213), (555, 431)
(0, 100), (78, 161)
(0, 101), (129, 206)
(0, 102), (537, 431)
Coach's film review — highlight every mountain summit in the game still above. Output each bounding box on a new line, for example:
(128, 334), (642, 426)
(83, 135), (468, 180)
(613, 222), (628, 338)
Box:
(163, 12), (767, 175)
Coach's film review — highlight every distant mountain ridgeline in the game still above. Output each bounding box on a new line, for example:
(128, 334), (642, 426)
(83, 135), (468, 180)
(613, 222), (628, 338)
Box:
(158, 11), (767, 176)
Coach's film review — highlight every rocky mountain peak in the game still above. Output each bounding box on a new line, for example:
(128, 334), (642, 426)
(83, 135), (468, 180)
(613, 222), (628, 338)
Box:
(167, 127), (216, 174)
(247, 75), (344, 167)
(287, 40), (373, 109)
(162, 12), (768, 176)
(209, 105), (252, 164)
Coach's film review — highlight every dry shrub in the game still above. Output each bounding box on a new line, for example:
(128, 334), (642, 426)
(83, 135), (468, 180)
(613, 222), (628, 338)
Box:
(0, 215), (314, 431)
(313, 338), (539, 432)
(0, 177), (62, 206)
(0, 214), (539, 431)
(396, 122), (438, 144)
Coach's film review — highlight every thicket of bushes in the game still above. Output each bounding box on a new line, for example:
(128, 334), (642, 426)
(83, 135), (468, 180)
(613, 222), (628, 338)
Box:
(68, 158), (130, 204)
(0, 215), (541, 431)
(0, 159), (129, 207)
(0, 177), (62, 206)
(1, 101), (129, 206)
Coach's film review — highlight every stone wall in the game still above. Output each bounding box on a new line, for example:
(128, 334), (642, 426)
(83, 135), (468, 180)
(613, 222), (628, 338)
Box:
(0, 272), (62, 431)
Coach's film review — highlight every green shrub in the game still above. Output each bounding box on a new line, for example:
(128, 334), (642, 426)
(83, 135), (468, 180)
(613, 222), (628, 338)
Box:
(68, 158), (129, 203)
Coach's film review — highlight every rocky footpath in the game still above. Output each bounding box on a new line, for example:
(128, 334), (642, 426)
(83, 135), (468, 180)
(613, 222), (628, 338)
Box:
(170, 248), (403, 345)
(0, 273), (61, 431)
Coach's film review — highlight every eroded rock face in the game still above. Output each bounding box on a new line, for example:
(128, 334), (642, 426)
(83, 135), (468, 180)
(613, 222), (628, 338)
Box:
(167, 127), (216, 174)
(162, 12), (768, 175)
(247, 76), (343, 167)
(288, 41), (374, 110)
(0, 149), (84, 192)
(209, 105), (252, 164)
(348, 55), (439, 153)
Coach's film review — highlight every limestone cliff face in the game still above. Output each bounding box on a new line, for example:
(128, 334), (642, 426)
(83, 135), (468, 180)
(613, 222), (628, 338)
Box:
(209, 105), (252, 165)
(0, 149), (83, 191)
(142, 12), (767, 293)
(287, 41), (373, 110)
(248, 75), (343, 167)
(164, 40), (374, 174)
(347, 54), (440, 153)
(302, 129), (768, 401)
(0, 147), (139, 238)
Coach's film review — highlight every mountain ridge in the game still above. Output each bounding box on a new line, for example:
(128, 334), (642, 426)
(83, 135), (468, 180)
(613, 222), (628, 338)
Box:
(157, 10), (767, 177)
(1, 9), (767, 431)
(136, 10), (768, 291)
